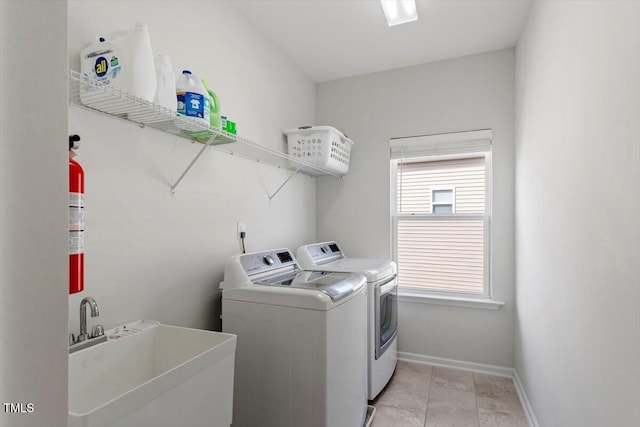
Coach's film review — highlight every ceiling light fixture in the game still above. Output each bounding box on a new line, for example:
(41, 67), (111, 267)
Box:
(380, 0), (418, 27)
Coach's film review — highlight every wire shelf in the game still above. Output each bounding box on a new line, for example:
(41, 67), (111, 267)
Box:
(68, 69), (343, 191)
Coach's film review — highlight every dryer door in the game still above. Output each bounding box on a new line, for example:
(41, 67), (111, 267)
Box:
(375, 275), (398, 359)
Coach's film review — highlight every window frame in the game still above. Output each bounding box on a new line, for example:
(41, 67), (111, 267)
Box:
(430, 187), (456, 214)
(390, 150), (493, 300)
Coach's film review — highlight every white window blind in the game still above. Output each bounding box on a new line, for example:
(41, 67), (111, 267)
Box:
(391, 130), (491, 297)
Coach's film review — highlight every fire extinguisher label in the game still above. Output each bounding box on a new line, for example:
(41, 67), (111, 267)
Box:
(69, 191), (85, 231)
(69, 230), (84, 254)
(69, 192), (85, 207)
(69, 191), (84, 254)
(69, 207), (85, 230)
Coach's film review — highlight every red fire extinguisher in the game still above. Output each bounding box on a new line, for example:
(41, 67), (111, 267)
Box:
(69, 135), (84, 294)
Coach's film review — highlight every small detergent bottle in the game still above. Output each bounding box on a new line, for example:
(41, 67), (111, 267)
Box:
(153, 52), (177, 113)
(175, 70), (210, 131)
(128, 50), (176, 123)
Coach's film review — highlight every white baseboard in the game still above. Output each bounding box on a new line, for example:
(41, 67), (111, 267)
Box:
(513, 371), (540, 427)
(397, 351), (538, 427)
(398, 350), (514, 377)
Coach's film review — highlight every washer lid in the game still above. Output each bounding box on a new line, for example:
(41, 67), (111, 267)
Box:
(305, 258), (396, 283)
(256, 270), (366, 301)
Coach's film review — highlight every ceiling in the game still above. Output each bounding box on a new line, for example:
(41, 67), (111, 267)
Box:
(233, 0), (532, 82)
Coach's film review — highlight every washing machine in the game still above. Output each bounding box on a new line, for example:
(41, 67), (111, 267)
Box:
(296, 241), (398, 400)
(220, 248), (368, 427)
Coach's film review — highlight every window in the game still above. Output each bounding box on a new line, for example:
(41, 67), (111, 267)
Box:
(390, 130), (491, 297)
(431, 188), (455, 214)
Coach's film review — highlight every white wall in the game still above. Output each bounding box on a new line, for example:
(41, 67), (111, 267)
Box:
(316, 49), (516, 368)
(0, 1), (68, 426)
(67, 0), (317, 334)
(515, 1), (640, 426)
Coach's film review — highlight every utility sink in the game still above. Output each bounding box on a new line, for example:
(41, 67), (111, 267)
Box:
(69, 320), (236, 427)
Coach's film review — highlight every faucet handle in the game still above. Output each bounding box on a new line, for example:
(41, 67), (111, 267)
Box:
(91, 325), (105, 338)
(69, 333), (76, 346)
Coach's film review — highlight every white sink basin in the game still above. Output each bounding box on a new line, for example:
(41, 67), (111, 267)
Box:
(69, 320), (236, 427)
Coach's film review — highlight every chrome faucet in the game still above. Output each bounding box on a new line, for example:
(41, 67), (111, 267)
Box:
(78, 297), (99, 343)
(69, 296), (106, 353)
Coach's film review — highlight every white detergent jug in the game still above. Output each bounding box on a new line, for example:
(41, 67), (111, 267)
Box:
(153, 52), (177, 112)
(129, 51), (176, 123)
(80, 23), (156, 114)
(175, 70), (210, 131)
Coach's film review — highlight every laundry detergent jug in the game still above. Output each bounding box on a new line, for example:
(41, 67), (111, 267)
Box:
(175, 70), (210, 131)
(80, 23), (156, 114)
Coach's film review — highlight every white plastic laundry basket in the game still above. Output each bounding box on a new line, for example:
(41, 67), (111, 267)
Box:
(284, 126), (354, 175)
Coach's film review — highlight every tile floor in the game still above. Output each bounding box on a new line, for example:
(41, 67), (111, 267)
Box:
(371, 361), (528, 427)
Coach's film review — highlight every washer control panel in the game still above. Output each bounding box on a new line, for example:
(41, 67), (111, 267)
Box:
(240, 249), (298, 275)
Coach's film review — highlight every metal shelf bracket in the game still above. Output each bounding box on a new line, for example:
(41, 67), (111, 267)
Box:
(170, 136), (217, 196)
(267, 167), (301, 201)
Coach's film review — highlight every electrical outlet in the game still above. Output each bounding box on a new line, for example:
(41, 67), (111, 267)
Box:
(237, 222), (246, 239)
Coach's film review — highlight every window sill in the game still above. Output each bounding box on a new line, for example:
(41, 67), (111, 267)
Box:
(397, 292), (505, 310)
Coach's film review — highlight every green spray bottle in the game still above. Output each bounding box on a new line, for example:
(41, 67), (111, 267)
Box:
(203, 79), (221, 130)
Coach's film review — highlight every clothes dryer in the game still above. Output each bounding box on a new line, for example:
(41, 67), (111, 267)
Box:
(297, 241), (398, 400)
(220, 248), (367, 427)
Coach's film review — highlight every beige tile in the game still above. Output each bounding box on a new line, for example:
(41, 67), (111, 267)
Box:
(425, 385), (479, 427)
(396, 360), (433, 376)
(478, 407), (528, 427)
(431, 366), (475, 393)
(375, 368), (528, 427)
(473, 373), (519, 402)
(375, 369), (430, 413)
(476, 395), (525, 418)
(371, 404), (425, 427)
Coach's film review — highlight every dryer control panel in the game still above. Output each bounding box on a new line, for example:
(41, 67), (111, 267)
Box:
(299, 241), (344, 265)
